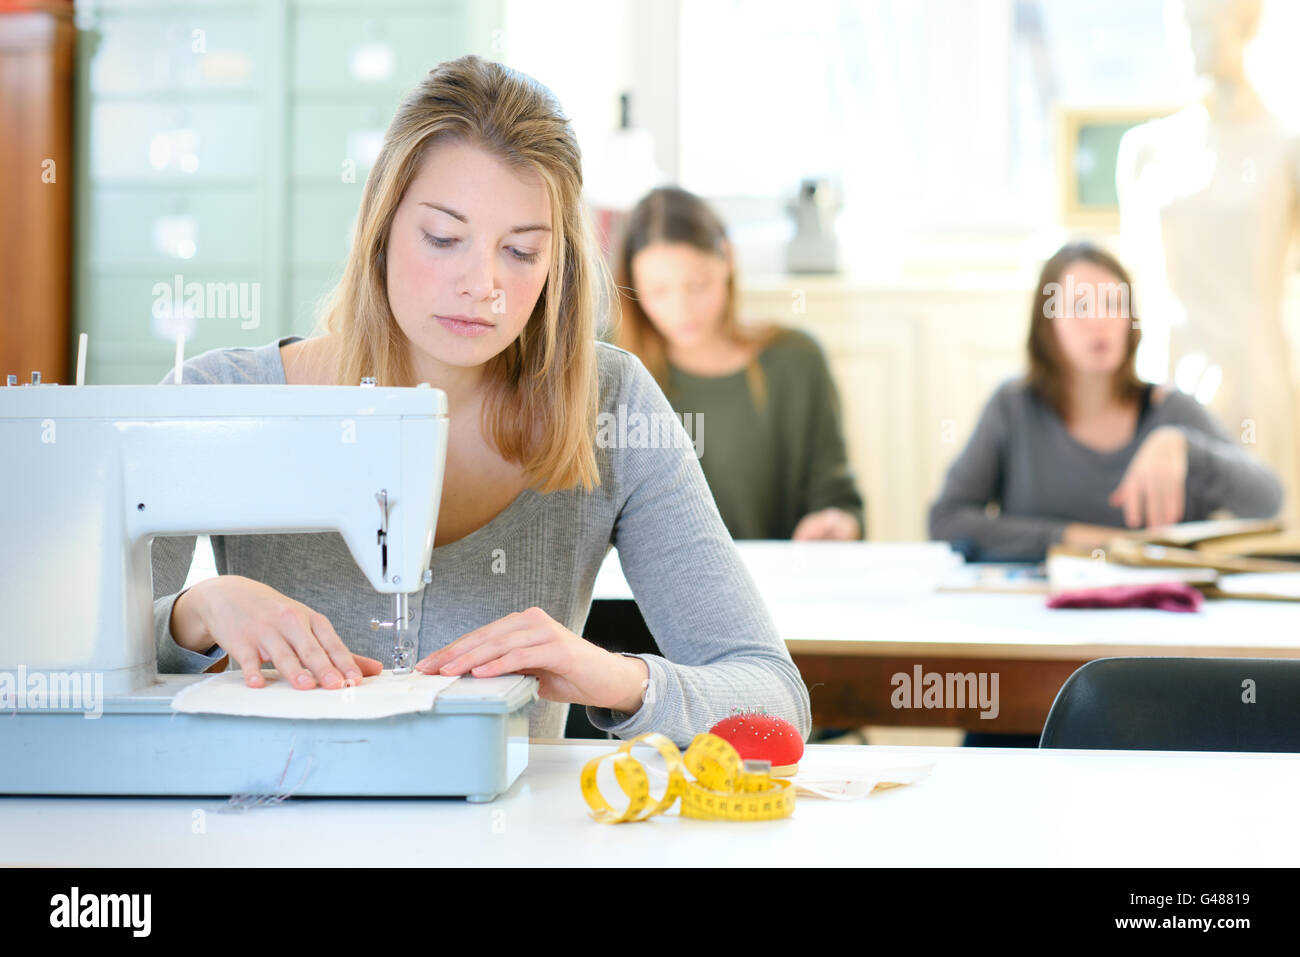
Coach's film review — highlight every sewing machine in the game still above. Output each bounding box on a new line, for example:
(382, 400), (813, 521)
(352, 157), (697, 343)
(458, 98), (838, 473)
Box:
(0, 374), (536, 801)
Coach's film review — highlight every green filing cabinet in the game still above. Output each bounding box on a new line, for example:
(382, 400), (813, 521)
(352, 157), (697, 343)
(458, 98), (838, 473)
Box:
(73, 0), (502, 385)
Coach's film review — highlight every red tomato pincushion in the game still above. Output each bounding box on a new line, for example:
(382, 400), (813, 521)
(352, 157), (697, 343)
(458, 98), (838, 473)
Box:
(708, 710), (804, 776)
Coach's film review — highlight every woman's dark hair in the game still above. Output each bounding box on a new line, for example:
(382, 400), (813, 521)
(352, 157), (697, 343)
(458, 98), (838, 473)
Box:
(613, 186), (780, 400)
(1026, 240), (1145, 418)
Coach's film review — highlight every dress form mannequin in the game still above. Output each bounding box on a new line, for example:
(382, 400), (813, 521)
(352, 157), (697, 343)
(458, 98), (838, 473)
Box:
(1117, 0), (1300, 516)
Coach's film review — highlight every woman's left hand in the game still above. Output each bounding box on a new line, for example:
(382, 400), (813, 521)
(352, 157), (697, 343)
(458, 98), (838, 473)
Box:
(792, 507), (862, 541)
(1108, 425), (1189, 528)
(415, 607), (650, 713)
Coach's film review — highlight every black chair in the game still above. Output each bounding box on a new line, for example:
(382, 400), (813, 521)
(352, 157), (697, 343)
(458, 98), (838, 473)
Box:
(1040, 657), (1300, 753)
(565, 599), (662, 739)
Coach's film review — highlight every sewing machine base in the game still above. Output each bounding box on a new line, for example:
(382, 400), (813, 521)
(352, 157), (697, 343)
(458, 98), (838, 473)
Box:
(1, 674), (537, 801)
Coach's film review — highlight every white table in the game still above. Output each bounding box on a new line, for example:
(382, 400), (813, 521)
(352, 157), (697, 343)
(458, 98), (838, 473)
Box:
(592, 542), (1300, 733)
(3, 740), (1297, 866)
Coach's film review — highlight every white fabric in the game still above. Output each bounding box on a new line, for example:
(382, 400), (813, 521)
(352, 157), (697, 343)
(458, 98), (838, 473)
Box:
(171, 669), (458, 720)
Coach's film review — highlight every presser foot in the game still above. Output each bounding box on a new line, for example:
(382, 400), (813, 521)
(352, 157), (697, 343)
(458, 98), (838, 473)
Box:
(391, 641), (415, 675)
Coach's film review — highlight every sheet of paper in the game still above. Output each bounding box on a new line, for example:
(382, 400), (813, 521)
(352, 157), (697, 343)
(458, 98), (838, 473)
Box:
(1047, 554), (1216, 593)
(1214, 572), (1300, 600)
(1145, 517), (1282, 547)
(940, 563), (1048, 594)
(171, 669), (459, 720)
(643, 759), (934, 801)
(793, 762), (935, 800)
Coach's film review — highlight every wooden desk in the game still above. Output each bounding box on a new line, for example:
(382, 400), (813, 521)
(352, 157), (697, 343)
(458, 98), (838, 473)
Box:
(3, 740), (1298, 866)
(592, 543), (1300, 734)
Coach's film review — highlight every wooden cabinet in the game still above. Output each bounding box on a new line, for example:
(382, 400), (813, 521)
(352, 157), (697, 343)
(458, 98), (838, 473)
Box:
(0, 5), (75, 384)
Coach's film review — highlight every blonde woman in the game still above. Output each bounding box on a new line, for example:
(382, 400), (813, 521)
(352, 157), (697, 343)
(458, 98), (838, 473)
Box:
(150, 56), (810, 745)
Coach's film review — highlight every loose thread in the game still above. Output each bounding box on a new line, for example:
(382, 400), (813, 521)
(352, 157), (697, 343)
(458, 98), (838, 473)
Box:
(223, 737), (313, 812)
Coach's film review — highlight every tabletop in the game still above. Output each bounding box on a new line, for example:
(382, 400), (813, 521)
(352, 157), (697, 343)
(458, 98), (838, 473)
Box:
(4, 740), (1298, 867)
(594, 542), (1300, 660)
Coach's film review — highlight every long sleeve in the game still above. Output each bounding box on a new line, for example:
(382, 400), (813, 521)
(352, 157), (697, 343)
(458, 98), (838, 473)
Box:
(1161, 394), (1285, 519)
(799, 336), (866, 536)
(151, 363), (228, 674)
(151, 535), (225, 673)
(589, 351), (812, 747)
(928, 386), (1068, 561)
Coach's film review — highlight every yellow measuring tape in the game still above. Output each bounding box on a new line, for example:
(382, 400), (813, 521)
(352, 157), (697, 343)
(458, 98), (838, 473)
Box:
(580, 732), (795, 823)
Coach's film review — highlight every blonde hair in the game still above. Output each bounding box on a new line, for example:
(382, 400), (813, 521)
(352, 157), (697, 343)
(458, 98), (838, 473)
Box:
(613, 186), (783, 410)
(315, 55), (609, 493)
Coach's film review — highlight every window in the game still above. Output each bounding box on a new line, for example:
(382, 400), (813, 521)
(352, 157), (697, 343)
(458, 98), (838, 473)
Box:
(678, 0), (1183, 231)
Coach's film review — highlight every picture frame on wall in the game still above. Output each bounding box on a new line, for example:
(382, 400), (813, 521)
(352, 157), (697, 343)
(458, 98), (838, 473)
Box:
(1053, 104), (1177, 232)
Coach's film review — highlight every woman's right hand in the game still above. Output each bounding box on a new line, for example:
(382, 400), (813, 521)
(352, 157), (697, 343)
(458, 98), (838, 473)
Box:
(170, 575), (382, 690)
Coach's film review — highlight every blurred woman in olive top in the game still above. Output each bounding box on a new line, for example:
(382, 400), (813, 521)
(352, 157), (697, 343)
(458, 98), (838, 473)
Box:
(614, 186), (865, 541)
(929, 241), (1283, 563)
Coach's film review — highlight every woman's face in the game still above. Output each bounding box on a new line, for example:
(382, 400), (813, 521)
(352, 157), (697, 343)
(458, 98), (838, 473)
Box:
(1050, 260), (1133, 378)
(385, 138), (552, 375)
(629, 241), (730, 349)
(1180, 0), (1251, 81)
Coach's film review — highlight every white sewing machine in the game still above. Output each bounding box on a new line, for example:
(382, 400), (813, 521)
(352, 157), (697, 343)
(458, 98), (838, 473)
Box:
(0, 373), (536, 800)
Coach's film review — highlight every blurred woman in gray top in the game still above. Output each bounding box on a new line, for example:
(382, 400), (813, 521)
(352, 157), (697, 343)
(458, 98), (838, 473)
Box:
(929, 241), (1283, 563)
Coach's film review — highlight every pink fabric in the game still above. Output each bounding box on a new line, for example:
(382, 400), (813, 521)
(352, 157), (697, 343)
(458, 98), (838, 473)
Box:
(1046, 582), (1204, 613)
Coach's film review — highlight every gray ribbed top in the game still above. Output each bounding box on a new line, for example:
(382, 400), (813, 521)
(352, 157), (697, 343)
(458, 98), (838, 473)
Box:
(151, 337), (811, 745)
(928, 377), (1284, 561)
